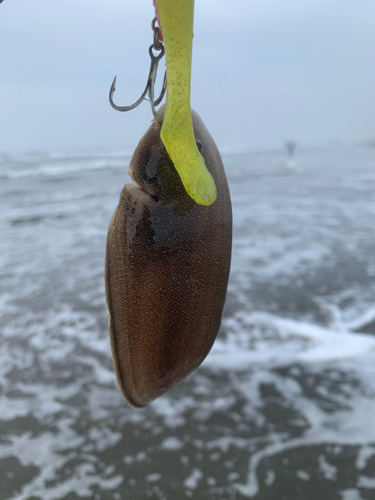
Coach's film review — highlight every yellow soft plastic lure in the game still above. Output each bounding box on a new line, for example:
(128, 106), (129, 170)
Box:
(155, 0), (217, 206)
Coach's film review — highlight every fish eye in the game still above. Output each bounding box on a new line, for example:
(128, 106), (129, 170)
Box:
(196, 140), (203, 151)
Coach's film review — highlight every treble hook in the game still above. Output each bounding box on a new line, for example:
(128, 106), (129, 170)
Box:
(109, 17), (167, 117)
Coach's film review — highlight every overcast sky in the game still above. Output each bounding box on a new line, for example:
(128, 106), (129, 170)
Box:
(1, 0), (374, 153)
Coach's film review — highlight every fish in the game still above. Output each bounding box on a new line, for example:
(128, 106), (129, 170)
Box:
(105, 106), (232, 407)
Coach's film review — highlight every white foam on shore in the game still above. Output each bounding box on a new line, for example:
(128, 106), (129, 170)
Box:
(347, 306), (375, 331)
(196, 311), (375, 498)
(1, 146), (375, 499)
(205, 312), (375, 371)
(160, 437), (185, 451)
(183, 468), (204, 490)
(232, 385), (375, 498)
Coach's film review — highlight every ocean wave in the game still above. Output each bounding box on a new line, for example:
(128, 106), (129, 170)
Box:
(0, 157), (129, 179)
(206, 311), (375, 372)
(2, 146), (375, 499)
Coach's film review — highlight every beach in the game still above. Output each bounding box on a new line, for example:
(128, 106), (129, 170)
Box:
(1, 145), (375, 499)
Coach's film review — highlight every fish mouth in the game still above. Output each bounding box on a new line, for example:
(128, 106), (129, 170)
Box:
(130, 178), (142, 190)
(126, 176), (161, 204)
(128, 150), (162, 203)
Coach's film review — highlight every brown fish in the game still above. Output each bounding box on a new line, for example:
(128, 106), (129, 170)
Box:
(105, 107), (232, 408)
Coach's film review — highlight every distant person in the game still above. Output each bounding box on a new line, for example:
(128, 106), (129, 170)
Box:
(284, 140), (302, 172)
(285, 140), (296, 158)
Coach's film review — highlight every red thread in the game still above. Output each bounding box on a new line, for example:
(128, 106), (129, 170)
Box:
(152, 0), (163, 41)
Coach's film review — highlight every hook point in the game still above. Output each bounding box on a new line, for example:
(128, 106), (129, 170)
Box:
(111, 76), (117, 91)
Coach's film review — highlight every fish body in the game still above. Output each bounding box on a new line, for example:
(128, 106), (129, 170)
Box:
(105, 108), (232, 407)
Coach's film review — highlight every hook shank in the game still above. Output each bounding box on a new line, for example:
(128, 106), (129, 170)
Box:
(109, 18), (167, 115)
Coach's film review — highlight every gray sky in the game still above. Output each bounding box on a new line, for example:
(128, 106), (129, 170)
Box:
(1, 0), (374, 152)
